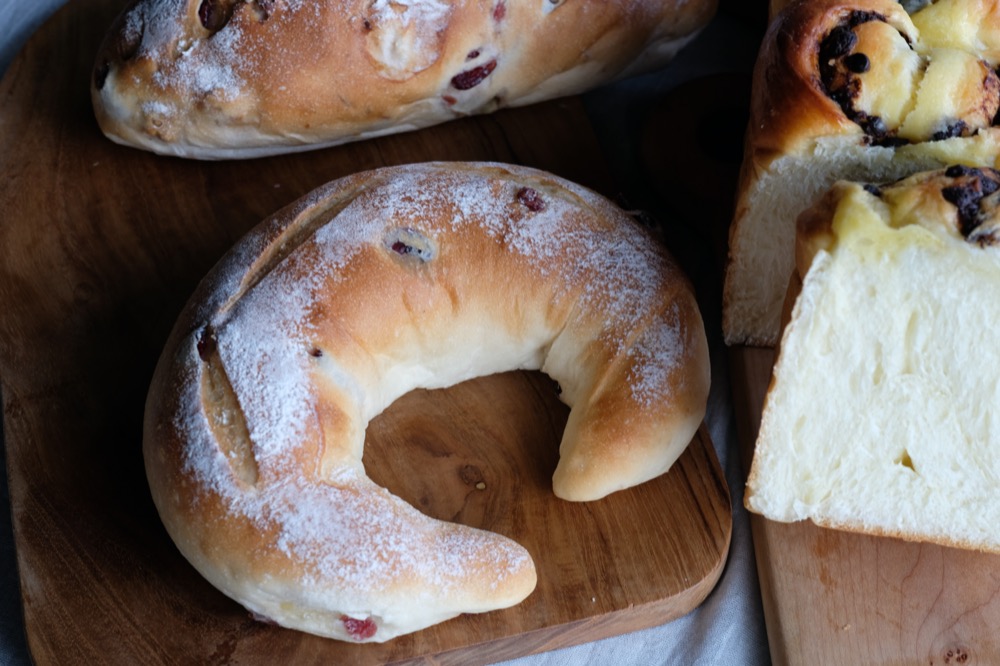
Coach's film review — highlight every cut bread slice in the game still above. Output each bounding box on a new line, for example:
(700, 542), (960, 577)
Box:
(744, 166), (1000, 553)
(723, 0), (1000, 347)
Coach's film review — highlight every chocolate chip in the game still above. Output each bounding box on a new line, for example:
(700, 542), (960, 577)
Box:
(941, 167), (1000, 237)
(844, 52), (870, 73)
(819, 11), (896, 142)
(820, 25), (858, 62)
(932, 121), (967, 141)
(946, 164), (975, 178)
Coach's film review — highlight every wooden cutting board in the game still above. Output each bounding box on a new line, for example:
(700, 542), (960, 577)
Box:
(0, 1), (732, 664)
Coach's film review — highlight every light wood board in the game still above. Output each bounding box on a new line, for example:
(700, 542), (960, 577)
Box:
(732, 346), (1000, 666)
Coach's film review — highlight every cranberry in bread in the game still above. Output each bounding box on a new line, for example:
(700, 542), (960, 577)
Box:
(91, 0), (717, 159)
(723, 0), (1000, 347)
(745, 166), (1000, 553)
(143, 162), (711, 641)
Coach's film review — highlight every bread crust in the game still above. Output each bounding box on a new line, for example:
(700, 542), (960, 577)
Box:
(723, 0), (1000, 347)
(91, 0), (717, 159)
(143, 162), (710, 641)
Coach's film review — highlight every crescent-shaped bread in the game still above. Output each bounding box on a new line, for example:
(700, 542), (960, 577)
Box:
(90, 0), (717, 159)
(745, 165), (1000, 553)
(143, 162), (711, 642)
(723, 0), (1000, 347)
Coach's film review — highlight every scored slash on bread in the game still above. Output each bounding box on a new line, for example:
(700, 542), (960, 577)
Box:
(723, 0), (1000, 347)
(89, 0), (717, 159)
(745, 165), (1000, 553)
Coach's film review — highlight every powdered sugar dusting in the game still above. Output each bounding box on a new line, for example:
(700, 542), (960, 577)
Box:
(121, 0), (320, 105)
(120, 0), (244, 102)
(366, 0), (453, 80)
(167, 163), (691, 624)
(627, 302), (686, 407)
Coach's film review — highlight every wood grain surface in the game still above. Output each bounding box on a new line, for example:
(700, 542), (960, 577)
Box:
(0, 1), (732, 664)
(731, 347), (1000, 666)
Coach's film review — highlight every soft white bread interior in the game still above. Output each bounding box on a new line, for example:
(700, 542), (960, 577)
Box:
(745, 166), (1000, 553)
(724, 0), (1000, 346)
(91, 0), (717, 159)
(144, 162), (711, 642)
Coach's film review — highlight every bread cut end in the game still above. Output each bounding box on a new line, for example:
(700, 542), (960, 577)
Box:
(745, 168), (1000, 554)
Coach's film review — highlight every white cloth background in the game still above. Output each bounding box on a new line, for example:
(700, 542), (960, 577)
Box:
(0, 2), (771, 664)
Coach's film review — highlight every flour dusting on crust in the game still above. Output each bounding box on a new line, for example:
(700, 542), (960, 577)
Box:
(155, 162), (703, 641)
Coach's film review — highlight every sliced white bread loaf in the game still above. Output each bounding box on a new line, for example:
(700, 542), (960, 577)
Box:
(745, 166), (1000, 553)
(724, 0), (1000, 347)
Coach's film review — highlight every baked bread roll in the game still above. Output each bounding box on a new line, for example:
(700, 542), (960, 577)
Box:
(143, 161), (710, 641)
(723, 0), (1000, 347)
(91, 0), (717, 159)
(745, 166), (1000, 553)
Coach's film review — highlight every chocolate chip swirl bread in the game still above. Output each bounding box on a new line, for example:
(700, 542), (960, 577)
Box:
(724, 0), (1000, 346)
(90, 0), (716, 159)
(745, 165), (1000, 553)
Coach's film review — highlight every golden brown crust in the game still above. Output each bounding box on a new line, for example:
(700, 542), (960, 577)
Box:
(728, 0), (887, 280)
(91, 0), (717, 158)
(144, 162), (710, 642)
(742, 0), (915, 168)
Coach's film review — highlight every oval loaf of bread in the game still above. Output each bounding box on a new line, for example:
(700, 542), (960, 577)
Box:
(724, 0), (1000, 347)
(746, 165), (1000, 553)
(91, 0), (717, 159)
(143, 162), (711, 642)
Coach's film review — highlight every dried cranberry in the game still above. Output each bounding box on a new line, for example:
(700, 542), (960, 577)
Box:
(493, 0), (506, 21)
(391, 241), (414, 255)
(517, 187), (545, 212)
(451, 59), (497, 90)
(341, 615), (377, 640)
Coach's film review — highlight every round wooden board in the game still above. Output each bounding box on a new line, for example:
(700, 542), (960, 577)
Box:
(0, 2), (732, 664)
